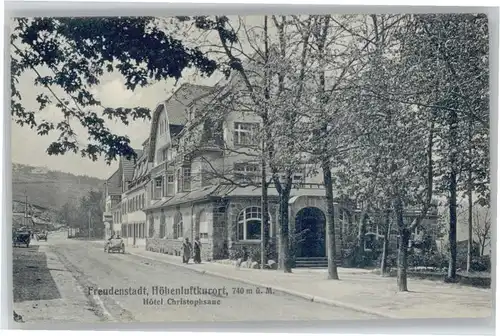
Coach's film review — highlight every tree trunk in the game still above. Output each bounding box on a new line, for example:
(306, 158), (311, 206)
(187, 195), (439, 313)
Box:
(322, 157), (339, 280)
(466, 174), (473, 272)
(260, 14), (270, 269)
(394, 196), (409, 291)
(397, 229), (411, 291)
(260, 152), (269, 268)
(278, 190), (292, 273)
(447, 100), (458, 280)
(466, 117), (473, 273)
(448, 170), (458, 279)
(380, 211), (391, 276)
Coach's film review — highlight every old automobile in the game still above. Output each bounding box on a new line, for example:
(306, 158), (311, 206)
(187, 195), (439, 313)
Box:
(36, 231), (48, 241)
(104, 236), (125, 254)
(13, 229), (31, 248)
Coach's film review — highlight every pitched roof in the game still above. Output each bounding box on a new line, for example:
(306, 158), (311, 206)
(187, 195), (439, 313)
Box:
(105, 169), (122, 196)
(120, 150), (142, 182)
(146, 84), (213, 163)
(164, 83), (214, 126)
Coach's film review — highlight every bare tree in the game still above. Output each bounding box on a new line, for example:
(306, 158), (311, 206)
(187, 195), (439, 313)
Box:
(473, 206), (491, 257)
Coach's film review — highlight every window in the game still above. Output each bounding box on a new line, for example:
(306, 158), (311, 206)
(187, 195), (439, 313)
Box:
(161, 148), (168, 162)
(183, 167), (191, 191)
(174, 212), (183, 239)
(177, 167), (191, 192)
(234, 163), (259, 182)
(154, 177), (163, 199)
(197, 210), (209, 239)
(177, 168), (182, 193)
(148, 216), (155, 238)
(234, 122), (259, 146)
(237, 206), (262, 241)
(166, 173), (175, 196)
(159, 212), (166, 238)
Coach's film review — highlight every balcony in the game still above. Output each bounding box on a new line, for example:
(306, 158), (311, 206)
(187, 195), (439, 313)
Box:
(194, 140), (224, 154)
(150, 161), (167, 177)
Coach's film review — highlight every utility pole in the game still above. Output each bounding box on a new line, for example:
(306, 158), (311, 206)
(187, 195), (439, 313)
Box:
(24, 195), (28, 228)
(88, 209), (91, 240)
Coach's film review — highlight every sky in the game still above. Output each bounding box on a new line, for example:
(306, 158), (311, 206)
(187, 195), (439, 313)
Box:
(11, 70), (220, 179)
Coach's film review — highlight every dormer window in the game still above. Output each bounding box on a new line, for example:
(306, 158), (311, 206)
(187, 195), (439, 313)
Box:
(166, 173), (175, 196)
(177, 167), (191, 192)
(153, 177), (163, 199)
(161, 148), (168, 162)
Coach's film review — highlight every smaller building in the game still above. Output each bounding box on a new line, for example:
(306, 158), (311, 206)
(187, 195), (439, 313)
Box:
(121, 141), (151, 247)
(102, 155), (137, 239)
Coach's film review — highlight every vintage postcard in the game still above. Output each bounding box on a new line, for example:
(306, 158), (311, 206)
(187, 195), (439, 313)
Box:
(9, 12), (492, 325)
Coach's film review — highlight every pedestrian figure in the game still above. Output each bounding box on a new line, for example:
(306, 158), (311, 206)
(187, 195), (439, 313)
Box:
(193, 237), (202, 264)
(182, 238), (192, 264)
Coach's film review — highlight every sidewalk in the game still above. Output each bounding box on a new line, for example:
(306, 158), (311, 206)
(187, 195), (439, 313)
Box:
(13, 242), (103, 324)
(129, 248), (493, 319)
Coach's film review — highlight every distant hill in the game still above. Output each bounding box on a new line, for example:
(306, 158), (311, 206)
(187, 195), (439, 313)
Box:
(12, 163), (104, 210)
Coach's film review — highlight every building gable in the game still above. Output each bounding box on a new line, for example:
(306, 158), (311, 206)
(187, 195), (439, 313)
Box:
(147, 84), (213, 163)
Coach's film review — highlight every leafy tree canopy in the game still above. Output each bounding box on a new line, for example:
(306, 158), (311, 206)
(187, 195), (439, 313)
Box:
(11, 16), (218, 163)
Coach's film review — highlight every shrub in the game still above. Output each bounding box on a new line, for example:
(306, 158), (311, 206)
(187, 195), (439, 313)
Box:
(376, 250), (398, 269)
(247, 245), (261, 262)
(343, 242), (376, 268)
(408, 250), (447, 268)
(228, 245), (248, 260)
(471, 255), (491, 272)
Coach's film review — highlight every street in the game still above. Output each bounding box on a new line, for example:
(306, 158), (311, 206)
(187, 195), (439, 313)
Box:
(13, 231), (379, 323)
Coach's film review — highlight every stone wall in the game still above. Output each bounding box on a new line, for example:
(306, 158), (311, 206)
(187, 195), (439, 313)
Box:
(145, 200), (218, 261)
(146, 238), (184, 256)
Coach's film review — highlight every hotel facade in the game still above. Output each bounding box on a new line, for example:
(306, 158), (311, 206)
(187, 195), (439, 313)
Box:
(102, 81), (439, 266)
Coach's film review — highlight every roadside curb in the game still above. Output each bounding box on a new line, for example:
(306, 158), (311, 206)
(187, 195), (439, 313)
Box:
(128, 251), (396, 319)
